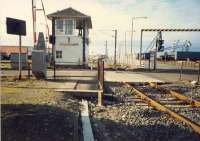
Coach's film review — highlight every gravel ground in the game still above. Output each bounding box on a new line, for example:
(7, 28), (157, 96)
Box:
(89, 85), (200, 141)
(1, 79), (81, 141)
(172, 107), (200, 125)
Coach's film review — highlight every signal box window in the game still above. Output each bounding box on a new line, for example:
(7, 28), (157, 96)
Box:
(56, 20), (64, 35)
(56, 51), (62, 58)
(65, 19), (75, 35)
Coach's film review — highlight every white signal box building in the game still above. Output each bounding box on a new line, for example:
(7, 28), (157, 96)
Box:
(47, 7), (92, 67)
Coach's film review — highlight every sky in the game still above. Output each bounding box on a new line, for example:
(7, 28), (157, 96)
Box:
(0, 0), (200, 57)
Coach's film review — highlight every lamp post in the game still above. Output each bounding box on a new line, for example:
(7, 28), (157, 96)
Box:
(113, 29), (117, 69)
(125, 30), (135, 65)
(131, 16), (147, 58)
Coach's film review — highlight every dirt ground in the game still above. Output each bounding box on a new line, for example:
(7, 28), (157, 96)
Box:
(1, 79), (81, 141)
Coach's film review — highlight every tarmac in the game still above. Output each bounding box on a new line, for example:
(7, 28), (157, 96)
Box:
(1, 68), (198, 83)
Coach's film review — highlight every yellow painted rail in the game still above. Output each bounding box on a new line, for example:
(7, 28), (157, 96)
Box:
(124, 82), (200, 135)
(148, 82), (200, 107)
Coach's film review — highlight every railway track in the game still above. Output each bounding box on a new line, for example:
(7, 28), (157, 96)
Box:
(123, 82), (200, 135)
(90, 83), (200, 140)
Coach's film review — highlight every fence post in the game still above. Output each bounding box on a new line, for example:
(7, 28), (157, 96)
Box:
(98, 91), (102, 106)
(97, 59), (104, 107)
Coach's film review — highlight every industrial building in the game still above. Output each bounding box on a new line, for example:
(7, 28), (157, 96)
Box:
(0, 45), (29, 60)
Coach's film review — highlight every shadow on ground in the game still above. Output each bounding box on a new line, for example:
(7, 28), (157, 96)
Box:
(132, 68), (199, 75)
(91, 117), (200, 141)
(1, 104), (80, 141)
(2, 102), (200, 141)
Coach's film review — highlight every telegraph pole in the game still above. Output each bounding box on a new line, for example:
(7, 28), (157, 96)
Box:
(125, 32), (127, 65)
(131, 19), (134, 55)
(118, 45), (121, 64)
(114, 29), (117, 69)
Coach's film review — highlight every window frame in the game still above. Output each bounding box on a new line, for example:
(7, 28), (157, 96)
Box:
(55, 19), (64, 33)
(64, 19), (76, 35)
(56, 51), (62, 58)
(55, 19), (76, 36)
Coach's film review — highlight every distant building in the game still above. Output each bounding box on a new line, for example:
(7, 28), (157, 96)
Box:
(0, 45), (29, 59)
(47, 7), (92, 67)
(0, 45), (28, 55)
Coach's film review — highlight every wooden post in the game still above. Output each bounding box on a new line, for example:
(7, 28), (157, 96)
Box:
(98, 59), (104, 106)
(98, 91), (102, 106)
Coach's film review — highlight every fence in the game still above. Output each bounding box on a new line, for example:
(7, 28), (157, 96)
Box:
(0, 60), (31, 80)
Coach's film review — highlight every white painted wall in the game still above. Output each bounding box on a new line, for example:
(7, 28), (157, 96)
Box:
(54, 18), (90, 66)
(55, 36), (84, 65)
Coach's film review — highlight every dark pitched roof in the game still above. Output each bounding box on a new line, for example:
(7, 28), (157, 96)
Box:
(47, 7), (92, 28)
(47, 7), (89, 18)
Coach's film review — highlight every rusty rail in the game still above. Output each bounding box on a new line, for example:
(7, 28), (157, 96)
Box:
(148, 82), (200, 107)
(123, 82), (200, 135)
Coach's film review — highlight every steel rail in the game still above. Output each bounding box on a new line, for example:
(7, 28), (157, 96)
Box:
(148, 82), (200, 107)
(123, 82), (200, 135)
